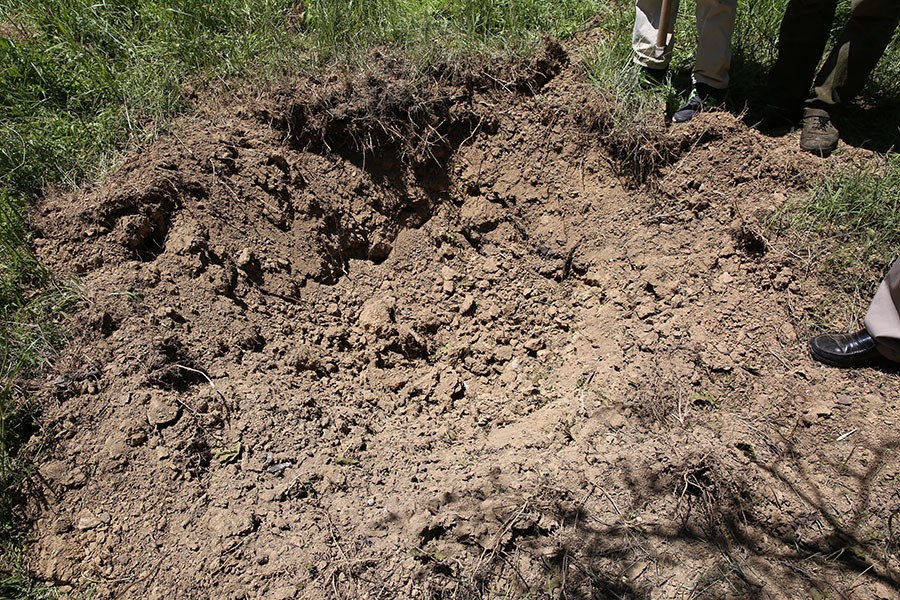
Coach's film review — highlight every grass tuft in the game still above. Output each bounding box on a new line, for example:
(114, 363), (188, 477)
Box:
(777, 154), (900, 328)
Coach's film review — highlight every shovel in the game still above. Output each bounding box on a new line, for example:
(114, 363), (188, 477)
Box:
(654, 0), (675, 58)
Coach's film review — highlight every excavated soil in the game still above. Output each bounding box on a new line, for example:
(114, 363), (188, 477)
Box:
(23, 35), (900, 600)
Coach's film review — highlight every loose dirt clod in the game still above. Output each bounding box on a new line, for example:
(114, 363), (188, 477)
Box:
(23, 35), (900, 599)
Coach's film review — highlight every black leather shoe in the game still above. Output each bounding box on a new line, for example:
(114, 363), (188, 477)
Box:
(809, 329), (881, 367)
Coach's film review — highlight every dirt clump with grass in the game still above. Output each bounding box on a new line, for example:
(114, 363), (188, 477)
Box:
(23, 37), (900, 599)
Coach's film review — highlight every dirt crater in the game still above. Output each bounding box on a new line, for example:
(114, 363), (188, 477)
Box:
(23, 37), (900, 600)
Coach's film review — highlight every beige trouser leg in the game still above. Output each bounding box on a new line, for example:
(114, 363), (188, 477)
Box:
(632, 0), (737, 89)
(864, 257), (900, 363)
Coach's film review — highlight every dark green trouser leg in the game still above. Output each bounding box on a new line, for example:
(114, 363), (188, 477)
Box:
(768, 0), (838, 112)
(807, 0), (900, 114)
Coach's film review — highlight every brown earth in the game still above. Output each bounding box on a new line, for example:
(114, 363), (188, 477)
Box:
(22, 33), (900, 600)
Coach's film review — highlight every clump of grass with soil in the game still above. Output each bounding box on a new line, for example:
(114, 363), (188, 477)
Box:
(778, 153), (900, 328)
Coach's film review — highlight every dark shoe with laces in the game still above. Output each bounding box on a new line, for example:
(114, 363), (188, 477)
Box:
(672, 83), (724, 123)
(809, 329), (881, 367)
(800, 111), (839, 155)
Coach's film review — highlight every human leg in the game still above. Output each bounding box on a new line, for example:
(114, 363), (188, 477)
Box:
(864, 257), (900, 364)
(633, 0), (681, 71)
(809, 258), (900, 367)
(766, 0), (839, 115)
(806, 0), (900, 112)
(799, 0), (899, 153)
(692, 0), (737, 89)
(671, 0), (735, 122)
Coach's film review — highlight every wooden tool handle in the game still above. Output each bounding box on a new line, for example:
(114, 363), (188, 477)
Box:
(655, 0), (674, 49)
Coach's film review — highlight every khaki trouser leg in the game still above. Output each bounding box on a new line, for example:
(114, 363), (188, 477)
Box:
(807, 0), (900, 112)
(633, 0), (681, 70)
(633, 0), (735, 88)
(864, 258), (900, 364)
(693, 0), (737, 89)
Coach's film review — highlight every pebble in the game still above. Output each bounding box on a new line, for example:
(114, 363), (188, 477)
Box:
(147, 395), (180, 426)
(801, 400), (833, 426)
(835, 395), (853, 407)
(207, 508), (256, 538)
(75, 511), (103, 531)
(126, 430), (148, 447)
(358, 296), (395, 335)
(523, 338), (544, 352)
(460, 294), (476, 315)
(236, 247), (255, 271)
(53, 519), (73, 534)
(606, 412), (627, 429)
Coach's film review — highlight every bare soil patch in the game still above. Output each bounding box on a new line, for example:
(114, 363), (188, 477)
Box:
(24, 36), (900, 599)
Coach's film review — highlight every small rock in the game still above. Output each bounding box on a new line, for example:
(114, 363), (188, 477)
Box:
(326, 303), (341, 317)
(207, 508), (256, 538)
(606, 412), (627, 429)
(147, 395), (180, 427)
(493, 346), (513, 363)
(126, 430), (148, 447)
(155, 306), (180, 320)
(236, 247), (255, 271)
(460, 294), (476, 316)
(582, 269), (607, 288)
(835, 395), (853, 407)
(270, 586), (297, 600)
(40, 461), (87, 489)
(75, 511), (102, 531)
(358, 296), (395, 336)
(52, 519), (73, 534)
(538, 546), (565, 559)
(625, 561), (649, 581)
(524, 338), (544, 353)
(801, 400), (833, 426)
(636, 302), (657, 320)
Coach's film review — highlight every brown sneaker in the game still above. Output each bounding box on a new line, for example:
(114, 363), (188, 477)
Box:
(799, 112), (839, 155)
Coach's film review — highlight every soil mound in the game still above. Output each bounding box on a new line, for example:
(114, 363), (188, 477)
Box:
(25, 38), (900, 599)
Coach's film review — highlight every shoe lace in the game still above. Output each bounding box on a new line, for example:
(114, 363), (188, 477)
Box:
(679, 95), (703, 113)
(810, 116), (831, 131)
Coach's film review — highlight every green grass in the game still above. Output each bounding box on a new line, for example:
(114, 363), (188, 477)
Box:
(0, 546), (57, 600)
(1, 0), (310, 196)
(303, 0), (610, 65)
(777, 154), (900, 329)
